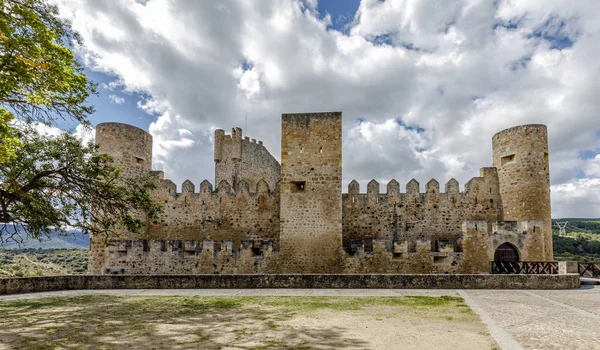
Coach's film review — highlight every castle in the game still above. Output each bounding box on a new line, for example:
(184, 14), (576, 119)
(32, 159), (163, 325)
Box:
(89, 112), (553, 274)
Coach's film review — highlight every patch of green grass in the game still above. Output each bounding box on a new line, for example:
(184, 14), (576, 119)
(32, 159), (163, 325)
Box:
(19, 336), (61, 350)
(251, 338), (312, 350)
(265, 320), (278, 330)
(0, 295), (99, 312)
(193, 329), (210, 343)
(250, 295), (463, 312)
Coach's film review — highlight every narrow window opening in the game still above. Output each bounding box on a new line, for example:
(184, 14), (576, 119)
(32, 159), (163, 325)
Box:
(291, 181), (306, 193)
(501, 154), (515, 165)
(300, 147), (303, 154)
(251, 247), (262, 257)
(454, 241), (463, 253)
(408, 241), (417, 253)
(319, 146), (323, 154)
(434, 256), (450, 264)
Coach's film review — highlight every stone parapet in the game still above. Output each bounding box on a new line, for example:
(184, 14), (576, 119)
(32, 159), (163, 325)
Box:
(0, 274), (580, 295)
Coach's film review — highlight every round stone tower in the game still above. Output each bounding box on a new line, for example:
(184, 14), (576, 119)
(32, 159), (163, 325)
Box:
(89, 123), (153, 274)
(492, 124), (552, 261)
(95, 123), (153, 177)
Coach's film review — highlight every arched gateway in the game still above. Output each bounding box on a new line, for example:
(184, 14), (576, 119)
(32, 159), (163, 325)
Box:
(494, 243), (520, 262)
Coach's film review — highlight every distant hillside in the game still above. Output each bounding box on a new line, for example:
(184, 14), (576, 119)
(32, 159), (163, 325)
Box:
(1, 230), (89, 250)
(0, 249), (88, 276)
(552, 218), (600, 234)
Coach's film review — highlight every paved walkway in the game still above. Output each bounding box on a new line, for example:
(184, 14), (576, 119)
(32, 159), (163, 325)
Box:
(1, 286), (599, 349)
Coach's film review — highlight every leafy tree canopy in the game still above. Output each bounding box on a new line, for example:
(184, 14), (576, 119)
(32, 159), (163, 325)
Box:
(0, 0), (96, 125)
(0, 124), (162, 244)
(0, 0), (162, 243)
(0, 109), (20, 162)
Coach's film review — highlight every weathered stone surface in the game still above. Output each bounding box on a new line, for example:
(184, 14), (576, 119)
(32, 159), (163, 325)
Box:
(278, 112), (343, 273)
(90, 116), (553, 276)
(214, 127), (280, 192)
(0, 274), (579, 295)
(492, 124), (552, 261)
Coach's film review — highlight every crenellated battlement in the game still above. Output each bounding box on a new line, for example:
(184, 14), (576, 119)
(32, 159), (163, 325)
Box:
(108, 238), (274, 257)
(104, 238), (275, 274)
(154, 178), (275, 198)
(214, 127), (265, 163)
(213, 127), (280, 193)
(343, 169), (498, 199)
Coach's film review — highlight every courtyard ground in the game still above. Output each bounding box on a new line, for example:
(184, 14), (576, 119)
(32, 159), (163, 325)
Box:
(1, 286), (599, 349)
(0, 293), (496, 350)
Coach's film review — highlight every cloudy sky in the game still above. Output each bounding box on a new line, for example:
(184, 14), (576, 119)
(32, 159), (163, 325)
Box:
(54, 0), (600, 218)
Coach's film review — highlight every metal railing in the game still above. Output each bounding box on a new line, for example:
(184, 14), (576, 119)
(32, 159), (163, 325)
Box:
(491, 261), (559, 274)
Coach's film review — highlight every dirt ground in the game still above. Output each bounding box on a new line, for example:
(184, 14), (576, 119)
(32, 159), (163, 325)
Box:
(0, 295), (498, 349)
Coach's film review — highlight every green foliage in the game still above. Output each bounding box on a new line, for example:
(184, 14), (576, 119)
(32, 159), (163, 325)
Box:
(0, 0), (96, 125)
(0, 124), (162, 243)
(0, 0), (162, 242)
(552, 219), (600, 235)
(553, 233), (600, 262)
(0, 108), (20, 162)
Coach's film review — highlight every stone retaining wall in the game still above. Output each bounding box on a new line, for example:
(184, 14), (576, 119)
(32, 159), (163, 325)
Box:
(0, 274), (580, 295)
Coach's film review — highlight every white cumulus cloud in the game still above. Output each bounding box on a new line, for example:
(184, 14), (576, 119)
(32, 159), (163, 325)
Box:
(108, 94), (125, 104)
(54, 0), (600, 217)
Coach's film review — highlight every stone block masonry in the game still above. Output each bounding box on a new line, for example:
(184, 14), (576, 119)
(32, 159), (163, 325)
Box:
(0, 274), (580, 295)
(91, 114), (553, 275)
(89, 123), (154, 274)
(493, 124), (552, 261)
(278, 112), (343, 273)
(214, 127), (280, 192)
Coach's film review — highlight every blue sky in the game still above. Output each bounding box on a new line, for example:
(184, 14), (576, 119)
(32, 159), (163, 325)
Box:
(317, 0), (360, 32)
(55, 0), (600, 218)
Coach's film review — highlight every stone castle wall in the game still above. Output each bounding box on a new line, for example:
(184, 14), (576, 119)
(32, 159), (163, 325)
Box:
(98, 219), (542, 275)
(214, 127), (280, 192)
(146, 176), (279, 248)
(91, 114), (553, 275)
(342, 167), (502, 253)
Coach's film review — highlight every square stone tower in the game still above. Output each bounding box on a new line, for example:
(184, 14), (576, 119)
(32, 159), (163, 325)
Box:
(279, 112), (343, 272)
